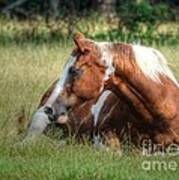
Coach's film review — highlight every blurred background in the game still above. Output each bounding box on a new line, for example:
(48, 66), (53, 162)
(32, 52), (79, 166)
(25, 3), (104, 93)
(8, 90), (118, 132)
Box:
(0, 0), (178, 45)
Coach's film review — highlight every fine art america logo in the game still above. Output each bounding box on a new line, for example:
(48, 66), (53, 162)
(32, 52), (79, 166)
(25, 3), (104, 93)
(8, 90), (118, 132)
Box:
(141, 139), (179, 171)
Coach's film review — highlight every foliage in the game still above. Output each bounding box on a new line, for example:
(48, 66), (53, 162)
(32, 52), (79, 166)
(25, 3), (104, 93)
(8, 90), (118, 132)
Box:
(0, 17), (178, 46)
(118, 1), (170, 30)
(0, 1), (178, 45)
(114, 1), (176, 45)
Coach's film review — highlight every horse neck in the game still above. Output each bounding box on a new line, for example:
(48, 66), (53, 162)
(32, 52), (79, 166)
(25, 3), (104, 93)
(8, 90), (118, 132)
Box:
(112, 46), (178, 120)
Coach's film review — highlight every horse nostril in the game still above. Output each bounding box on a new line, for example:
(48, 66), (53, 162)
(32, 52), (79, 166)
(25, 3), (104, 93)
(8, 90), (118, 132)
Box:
(60, 111), (67, 116)
(44, 106), (53, 115)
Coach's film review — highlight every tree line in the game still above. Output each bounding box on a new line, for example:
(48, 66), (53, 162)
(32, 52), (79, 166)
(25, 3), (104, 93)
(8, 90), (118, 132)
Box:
(0, 0), (178, 20)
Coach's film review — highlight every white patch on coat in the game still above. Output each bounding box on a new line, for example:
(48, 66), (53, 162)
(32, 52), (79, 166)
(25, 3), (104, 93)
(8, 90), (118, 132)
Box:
(91, 90), (112, 127)
(27, 107), (50, 137)
(45, 55), (76, 106)
(132, 45), (178, 86)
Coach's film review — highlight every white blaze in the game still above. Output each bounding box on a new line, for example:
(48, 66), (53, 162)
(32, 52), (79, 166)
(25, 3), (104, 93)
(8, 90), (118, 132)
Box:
(45, 55), (76, 106)
(27, 55), (76, 137)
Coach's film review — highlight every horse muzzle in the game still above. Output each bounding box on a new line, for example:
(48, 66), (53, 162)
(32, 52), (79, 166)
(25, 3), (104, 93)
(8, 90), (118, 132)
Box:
(26, 98), (70, 138)
(27, 106), (51, 137)
(44, 104), (69, 124)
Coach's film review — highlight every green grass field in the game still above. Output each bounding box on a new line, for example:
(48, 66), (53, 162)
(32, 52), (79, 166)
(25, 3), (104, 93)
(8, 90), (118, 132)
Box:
(0, 42), (179, 179)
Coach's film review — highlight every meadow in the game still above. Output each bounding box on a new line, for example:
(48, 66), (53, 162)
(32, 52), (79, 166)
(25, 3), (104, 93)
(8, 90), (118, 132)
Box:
(0, 26), (179, 179)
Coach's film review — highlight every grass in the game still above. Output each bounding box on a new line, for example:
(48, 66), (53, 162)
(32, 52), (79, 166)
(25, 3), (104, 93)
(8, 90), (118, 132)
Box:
(0, 40), (179, 179)
(0, 17), (178, 46)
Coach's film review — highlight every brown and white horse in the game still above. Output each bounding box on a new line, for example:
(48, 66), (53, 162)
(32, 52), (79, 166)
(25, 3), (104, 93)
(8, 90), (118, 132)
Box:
(29, 78), (140, 149)
(28, 32), (179, 147)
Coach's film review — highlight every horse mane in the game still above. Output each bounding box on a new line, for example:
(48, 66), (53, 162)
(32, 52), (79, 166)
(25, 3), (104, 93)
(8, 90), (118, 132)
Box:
(132, 45), (178, 86)
(95, 41), (178, 87)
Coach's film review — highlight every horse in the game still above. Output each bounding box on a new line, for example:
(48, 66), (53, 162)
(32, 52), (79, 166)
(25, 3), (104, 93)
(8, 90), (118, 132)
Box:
(46, 32), (179, 147)
(27, 32), (179, 147)
(28, 78), (142, 149)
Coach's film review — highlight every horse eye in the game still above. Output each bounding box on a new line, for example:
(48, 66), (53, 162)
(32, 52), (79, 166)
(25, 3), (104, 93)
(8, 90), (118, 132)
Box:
(69, 67), (82, 77)
(69, 67), (76, 74)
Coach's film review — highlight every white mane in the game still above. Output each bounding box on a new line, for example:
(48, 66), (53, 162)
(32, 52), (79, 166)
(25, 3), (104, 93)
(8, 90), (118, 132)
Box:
(132, 45), (178, 86)
(96, 42), (178, 87)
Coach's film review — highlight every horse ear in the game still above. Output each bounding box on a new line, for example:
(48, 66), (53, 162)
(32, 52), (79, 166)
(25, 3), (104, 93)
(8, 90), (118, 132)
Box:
(73, 32), (92, 53)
